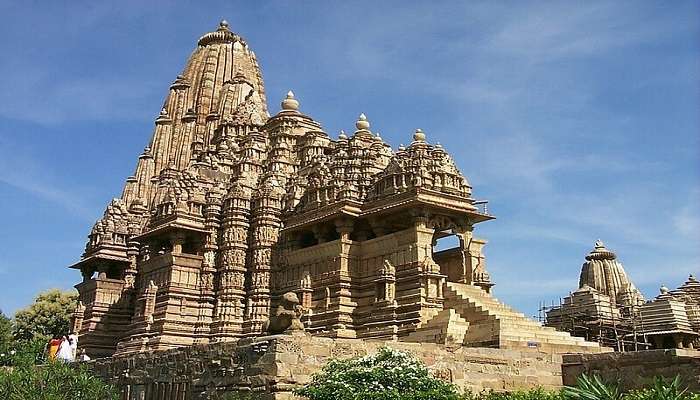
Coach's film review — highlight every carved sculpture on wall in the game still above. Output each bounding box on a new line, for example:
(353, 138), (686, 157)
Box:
(262, 292), (305, 334)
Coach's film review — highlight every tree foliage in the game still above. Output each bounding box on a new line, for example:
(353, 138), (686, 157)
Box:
(12, 289), (77, 341)
(0, 310), (12, 348)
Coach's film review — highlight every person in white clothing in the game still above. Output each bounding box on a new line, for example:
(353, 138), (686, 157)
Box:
(68, 333), (78, 360)
(56, 336), (74, 362)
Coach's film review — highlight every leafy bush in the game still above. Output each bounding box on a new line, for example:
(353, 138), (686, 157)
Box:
(563, 374), (623, 400)
(293, 348), (698, 400)
(625, 376), (695, 400)
(470, 388), (563, 400)
(0, 361), (118, 400)
(294, 347), (463, 400)
(0, 337), (47, 367)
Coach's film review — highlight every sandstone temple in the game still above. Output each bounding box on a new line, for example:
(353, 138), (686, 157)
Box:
(545, 240), (700, 351)
(62, 21), (700, 400)
(68, 21), (609, 360)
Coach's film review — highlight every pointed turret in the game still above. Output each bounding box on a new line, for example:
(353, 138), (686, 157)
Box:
(578, 240), (644, 306)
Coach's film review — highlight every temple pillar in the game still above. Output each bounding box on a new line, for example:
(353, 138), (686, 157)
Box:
(369, 217), (388, 237)
(244, 178), (283, 335)
(212, 184), (250, 340)
(171, 231), (186, 255)
(334, 218), (354, 242)
(194, 194), (221, 343)
(298, 271), (313, 310)
(312, 225), (326, 244)
(673, 334), (685, 349)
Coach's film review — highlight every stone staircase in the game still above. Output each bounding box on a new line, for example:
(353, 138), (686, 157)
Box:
(405, 309), (470, 346)
(405, 282), (611, 354)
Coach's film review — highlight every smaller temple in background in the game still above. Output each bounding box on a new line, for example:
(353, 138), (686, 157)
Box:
(638, 276), (699, 349)
(545, 240), (699, 351)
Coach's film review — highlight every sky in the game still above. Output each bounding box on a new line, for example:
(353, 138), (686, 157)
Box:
(0, 1), (698, 318)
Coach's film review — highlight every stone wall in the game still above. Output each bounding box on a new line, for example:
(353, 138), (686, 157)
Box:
(562, 349), (700, 391)
(88, 333), (565, 400)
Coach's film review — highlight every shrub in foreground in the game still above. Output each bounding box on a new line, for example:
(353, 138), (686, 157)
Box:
(0, 337), (47, 367)
(625, 376), (698, 400)
(0, 361), (118, 400)
(293, 346), (698, 400)
(294, 347), (462, 400)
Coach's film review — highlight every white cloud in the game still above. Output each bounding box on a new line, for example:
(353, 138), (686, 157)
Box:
(673, 188), (700, 239)
(0, 69), (160, 125)
(0, 144), (98, 220)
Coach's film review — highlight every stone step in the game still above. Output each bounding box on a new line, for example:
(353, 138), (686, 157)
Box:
(444, 281), (606, 354)
(499, 333), (591, 345)
(405, 309), (470, 345)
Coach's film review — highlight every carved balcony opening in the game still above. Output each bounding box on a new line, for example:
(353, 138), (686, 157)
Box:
(349, 219), (376, 242)
(181, 238), (202, 256)
(432, 231), (465, 283)
(298, 231), (317, 249)
(433, 233), (460, 252)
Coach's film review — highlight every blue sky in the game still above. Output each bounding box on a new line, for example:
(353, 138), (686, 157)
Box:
(0, 1), (698, 318)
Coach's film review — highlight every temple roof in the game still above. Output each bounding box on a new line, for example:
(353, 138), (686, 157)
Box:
(78, 21), (490, 262)
(577, 240), (644, 307)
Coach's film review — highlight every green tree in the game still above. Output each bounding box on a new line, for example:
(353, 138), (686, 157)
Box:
(12, 289), (77, 341)
(0, 310), (12, 347)
(294, 347), (463, 400)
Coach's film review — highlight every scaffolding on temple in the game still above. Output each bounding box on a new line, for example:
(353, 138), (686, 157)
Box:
(539, 296), (652, 352)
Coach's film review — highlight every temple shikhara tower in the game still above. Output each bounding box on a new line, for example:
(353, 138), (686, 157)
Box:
(546, 241), (699, 350)
(70, 21), (605, 358)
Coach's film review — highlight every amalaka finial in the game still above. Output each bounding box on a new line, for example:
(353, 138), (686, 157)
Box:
(219, 20), (230, 30)
(660, 284), (669, 294)
(338, 130), (348, 140)
(594, 239), (605, 248)
(281, 90), (299, 111)
(355, 113), (370, 131)
(413, 128), (426, 142)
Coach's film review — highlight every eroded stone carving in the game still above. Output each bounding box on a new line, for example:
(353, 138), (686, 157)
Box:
(262, 292), (304, 334)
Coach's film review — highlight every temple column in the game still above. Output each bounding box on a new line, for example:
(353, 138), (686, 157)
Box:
(323, 217), (356, 338)
(244, 179), (283, 335)
(194, 194), (221, 343)
(212, 184), (250, 340)
(673, 334), (685, 349)
(170, 231), (186, 255)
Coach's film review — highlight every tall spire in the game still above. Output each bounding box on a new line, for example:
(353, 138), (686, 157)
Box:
(578, 240), (644, 306)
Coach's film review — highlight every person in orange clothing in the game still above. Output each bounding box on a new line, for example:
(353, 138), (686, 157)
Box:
(47, 336), (61, 360)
